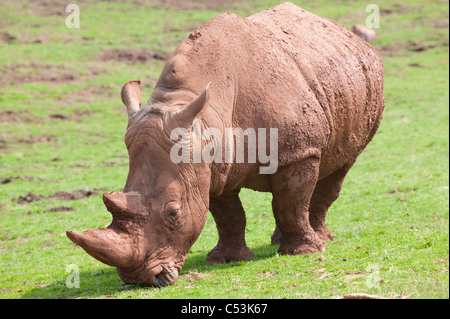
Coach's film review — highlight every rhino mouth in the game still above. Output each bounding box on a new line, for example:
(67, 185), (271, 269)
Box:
(117, 260), (182, 287)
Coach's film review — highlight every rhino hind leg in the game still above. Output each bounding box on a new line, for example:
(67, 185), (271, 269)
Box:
(270, 225), (282, 245)
(270, 157), (325, 255)
(309, 160), (355, 241)
(206, 192), (254, 264)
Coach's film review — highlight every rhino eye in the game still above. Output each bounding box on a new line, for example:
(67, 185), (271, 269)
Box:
(164, 201), (181, 221)
(169, 209), (179, 218)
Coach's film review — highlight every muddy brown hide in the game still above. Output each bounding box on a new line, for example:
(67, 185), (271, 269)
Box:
(67, 2), (385, 286)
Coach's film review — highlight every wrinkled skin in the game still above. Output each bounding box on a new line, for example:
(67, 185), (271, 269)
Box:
(67, 2), (385, 286)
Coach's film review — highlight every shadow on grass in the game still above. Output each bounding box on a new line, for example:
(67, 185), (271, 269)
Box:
(20, 243), (279, 299)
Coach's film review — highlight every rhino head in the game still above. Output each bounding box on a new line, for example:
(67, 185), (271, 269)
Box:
(66, 80), (211, 286)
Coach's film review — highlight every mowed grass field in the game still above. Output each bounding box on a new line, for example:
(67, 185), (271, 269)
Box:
(0, 0), (448, 299)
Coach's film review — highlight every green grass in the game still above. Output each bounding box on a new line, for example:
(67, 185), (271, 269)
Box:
(0, 0), (448, 299)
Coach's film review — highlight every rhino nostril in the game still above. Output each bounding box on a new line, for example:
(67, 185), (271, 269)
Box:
(154, 273), (169, 287)
(154, 265), (179, 287)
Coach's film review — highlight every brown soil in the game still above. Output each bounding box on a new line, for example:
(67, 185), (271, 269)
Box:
(55, 84), (115, 104)
(15, 135), (58, 144)
(99, 48), (170, 64)
(16, 188), (102, 204)
(4, 0), (68, 17)
(16, 193), (45, 204)
(50, 189), (100, 201)
(44, 206), (75, 213)
(374, 37), (449, 57)
(386, 188), (418, 194)
(0, 31), (16, 44)
(0, 109), (95, 139)
(0, 176), (35, 184)
(0, 110), (33, 125)
(179, 271), (209, 281)
(39, 242), (55, 247)
(8, 0), (243, 16)
(0, 134), (58, 150)
(48, 110), (94, 122)
(0, 63), (77, 85)
(151, 0), (242, 10)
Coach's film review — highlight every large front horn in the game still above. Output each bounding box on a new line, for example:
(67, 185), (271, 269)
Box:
(66, 192), (147, 268)
(66, 228), (138, 269)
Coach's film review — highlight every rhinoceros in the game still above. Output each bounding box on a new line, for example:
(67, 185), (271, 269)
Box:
(66, 2), (384, 286)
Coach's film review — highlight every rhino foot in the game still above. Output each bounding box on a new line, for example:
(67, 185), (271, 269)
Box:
(279, 242), (325, 255)
(206, 245), (254, 264)
(314, 226), (335, 242)
(278, 232), (325, 255)
(272, 225), (334, 245)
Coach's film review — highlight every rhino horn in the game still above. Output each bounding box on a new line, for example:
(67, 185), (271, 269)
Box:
(102, 191), (147, 219)
(171, 82), (211, 127)
(121, 80), (142, 118)
(66, 228), (137, 269)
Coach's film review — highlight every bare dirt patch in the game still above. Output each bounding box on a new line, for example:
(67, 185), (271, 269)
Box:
(52, 84), (118, 106)
(50, 189), (100, 201)
(375, 37), (449, 57)
(5, 0), (68, 17)
(0, 176), (35, 184)
(6, 0), (244, 17)
(387, 188), (418, 194)
(0, 110), (33, 125)
(39, 242), (55, 247)
(1, 108), (93, 131)
(16, 135), (58, 144)
(179, 271), (210, 283)
(99, 48), (170, 64)
(0, 63), (77, 85)
(16, 188), (102, 204)
(16, 193), (45, 204)
(0, 32), (16, 44)
(44, 206), (75, 213)
(48, 110), (94, 122)
(0, 134), (58, 150)
(151, 0), (244, 11)
(258, 271), (277, 277)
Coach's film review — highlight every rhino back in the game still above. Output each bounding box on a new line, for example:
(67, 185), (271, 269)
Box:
(247, 2), (385, 175)
(155, 2), (384, 180)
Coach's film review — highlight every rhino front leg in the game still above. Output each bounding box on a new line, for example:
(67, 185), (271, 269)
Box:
(206, 192), (254, 264)
(270, 157), (325, 255)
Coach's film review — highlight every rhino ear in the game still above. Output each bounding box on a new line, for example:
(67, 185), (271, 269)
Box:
(121, 80), (142, 117)
(171, 82), (211, 127)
